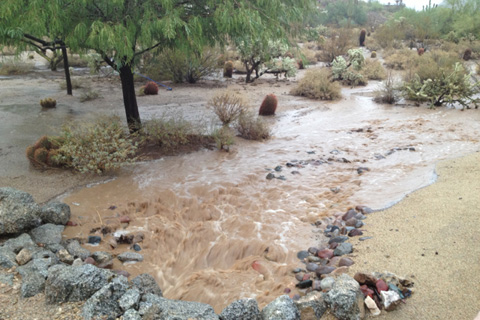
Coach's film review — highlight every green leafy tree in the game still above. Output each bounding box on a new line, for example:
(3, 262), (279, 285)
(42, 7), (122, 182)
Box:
(1, 0), (314, 130)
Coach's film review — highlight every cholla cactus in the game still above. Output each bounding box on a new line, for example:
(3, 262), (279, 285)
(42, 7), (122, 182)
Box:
(347, 49), (365, 71)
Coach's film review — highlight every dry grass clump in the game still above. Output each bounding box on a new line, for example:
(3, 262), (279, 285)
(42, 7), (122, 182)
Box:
(79, 89), (100, 102)
(317, 29), (354, 63)
(140, 115), (196, 151)
(361, 59), (387, 80)
(290, 68), (342, 100)
(208, 90), (247, 126)
(59, 78), (83, 90)
(300, 48), (318, 65)
(233, 60), (247, 73)
(68, 54), (89, 68)
(374, 72), (399, 104)
(0, 61), (34, 75)
(235, 111), (271, 141)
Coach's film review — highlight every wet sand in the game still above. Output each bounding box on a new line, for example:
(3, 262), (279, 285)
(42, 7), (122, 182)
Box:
(343, 151), (480, 319)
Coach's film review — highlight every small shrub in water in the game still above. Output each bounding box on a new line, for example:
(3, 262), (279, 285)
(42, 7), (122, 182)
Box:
(144, 82), (159, 95)
(40, 98), (57, 108)
(259, 94), (278, 116)
(212, 126), (235, 151)
(140, 116), (194, 151)
(361, 59), (387, 80)
(290, 69), (342, 100)
(223, 61), (234, 78)
(209, 90), (247, 125)
(374, 72), (399, 104)
(235, 111), (271, 141)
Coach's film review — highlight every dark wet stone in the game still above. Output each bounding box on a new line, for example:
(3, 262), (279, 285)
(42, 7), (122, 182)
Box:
(328, 236), (348, 244)
(357, 167), (370, 175)
(291, 171), (300, 175)
(329, 242), (339, 250)
(292, 268), (302, 273)
(345, 218), (358, 227)
(297, 250), (310, 261)
(274, 166), (282, 172)
(354, 272), (377, 286)
(266, 173), (275, 180)
(132, 244), (141, 252)
(355, 220), (364, 228)
(286, 162), (295, 167)
(342, 209), (357, 221)
(276, 175), (286, 181)
(307, 151), (315, 154)
(308, 247), (318, 255)
(87, 236), (101, 245)
(296, 280), (313, 289)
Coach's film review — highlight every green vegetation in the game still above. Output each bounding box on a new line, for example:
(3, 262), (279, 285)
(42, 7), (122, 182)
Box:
(291, 69), (342, 100)
(235, 111), (272, 141)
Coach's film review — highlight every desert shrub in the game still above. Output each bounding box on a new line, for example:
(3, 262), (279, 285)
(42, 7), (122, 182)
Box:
(374, 72), (399, 104)
(223, 61), (233, 78)
(317, 28), (354, 62)
(477, 64), (480, 76)
(259, 94), (278, 116)
(233, 60), (247, 73)
(403, 63), (479, 109)
(40, 98), (57, 108)
(208, 90), (247, 125)
(300, 48), (318, 65)
(79, 89), (100, 102)
(361, 59), (386, 80)
(446, 31), (460, 44)
(235, 111), (271, 140)
(0, 61), (34, 75)
(211, 126), (235, 151)
(60, 78), (82, 90)
(366, 38), (381, 52)
(68, 54), (89, 68)
(54, 116), (137, 173)
(140, 116), (195, 151)
(290, 69), (342, 100)
(144, 82), (159, 95)
(383, 49), (418, 70)
(142, 47), (217, 83)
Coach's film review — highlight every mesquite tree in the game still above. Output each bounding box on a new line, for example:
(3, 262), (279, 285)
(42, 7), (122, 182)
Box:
(1, 0), (314, 130)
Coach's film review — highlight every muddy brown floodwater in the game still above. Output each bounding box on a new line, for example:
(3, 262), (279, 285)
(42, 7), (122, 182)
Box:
(1, 62), (480, 314)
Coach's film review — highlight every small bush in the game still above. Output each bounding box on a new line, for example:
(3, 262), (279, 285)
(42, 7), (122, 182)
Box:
(384, 49), (418, 70)
(374, 72), (399, 104)
(361, 59), (386, 80)
(300, 48), (318, 65)
(259, 94), (278, 116)
(140, 116), (195, 151)
(79, 89), (100, 102)
(290, 69), (342, 100)
(212, 126), (235, 151)
(317, 28), (354, 63)
(144, 82), (159, 95)
(0, 62), (34, 75)
(54, 116), (137, 173)
(59, 78), (83, 90)
(209, 91), (247, 126)
(235, 111), (271, 141)
(33, 148), (49, 164)
(68, 54), (89, 68)
(223, 61), (233, 78)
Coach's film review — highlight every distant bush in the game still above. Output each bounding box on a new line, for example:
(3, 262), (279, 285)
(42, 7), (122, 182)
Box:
(0, 61), (34, 75)
(317, 28), (354, 63)
(79, 89), (100, 102)
(54, 116), (137, 173)
(235, 111), (271, 141)
(60, 78), (83, 90)
(290, 68), (342, 100)
(383, 49), (418, 70)
(208, 90), (247, 126)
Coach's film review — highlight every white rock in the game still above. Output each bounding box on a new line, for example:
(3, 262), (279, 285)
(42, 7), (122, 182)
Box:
(364, 296), (380, 316)
(381, 290), (401, 311)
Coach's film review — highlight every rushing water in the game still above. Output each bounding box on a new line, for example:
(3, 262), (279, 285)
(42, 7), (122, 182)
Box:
(57, 82), (480, 313)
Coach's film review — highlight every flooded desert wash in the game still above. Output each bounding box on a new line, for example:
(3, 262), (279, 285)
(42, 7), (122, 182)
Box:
(61, 88), (480, 313)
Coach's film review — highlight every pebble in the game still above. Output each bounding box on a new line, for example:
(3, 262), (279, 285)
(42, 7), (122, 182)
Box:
(333, 243), (353, 256)
(117, 252), (144, 263)
(315, 266), (336, 276)
(114, 270), (131, 278)
(306, 263), (319, 272)
(320, 277), (336, 291)
(312, 280), (322, 291)
(276, 175), (287, 181)
(292, 268), (302, 273)
(87, 236), (101, 245)
(330, 266), (349, 276)
(376, 279), (388, 293)
(132, 244), (141, 252)
(66, 221), (78, 226)
(338, 257), (354, 267)
(297, 250), (310, 261)
(308, 247), (318, 255)
(274, 166), (282, 172)
(354, 272), (377, 286)
(57, 249), (74, 264)
(16, 248), (33, 266)
(306, 256), (322, 263)
(284, 288), (291, 294)
(296, 280), (313, 289)
(345, 218), (358, 227)
(119, 216), (131, 223)
(357, 167), (370, 174)
(84, 257), (96, 265)
(360, 285), (375, 299)
(342, 209), (357, 221)
(359, 236), (373, 241)
(295, 273), (304, 281)
(328, 236), (349, 244)
(317, 249), (334, 259)
(302, 274), (311, 281)
(348, 229), (363, 237)
(328, 242), (339, 250)
(381, 290), (402, 311)
(365, 296), (381, 316)
(356, 206), (374, 214)
(355, 220), (364, 228)
(266, 173), (275, 180)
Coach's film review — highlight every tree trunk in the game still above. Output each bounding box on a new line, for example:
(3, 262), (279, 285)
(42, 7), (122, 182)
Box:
(61, 45), (72, 95)
(119, 64), (141, 131)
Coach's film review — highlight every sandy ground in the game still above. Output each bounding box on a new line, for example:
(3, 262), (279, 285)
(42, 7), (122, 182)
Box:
(342, 151), (480, 320)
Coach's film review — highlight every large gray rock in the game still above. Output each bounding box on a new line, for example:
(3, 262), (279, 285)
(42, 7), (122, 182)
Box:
(39, 201), (71, 225)
(3, 233), (36, 253)
(122, 309), (142, 320)
(294, 291), (328, 319)
(66, 240), (91, 260)
(19, 271), (45, 298)
(82, 276), (129, 320)
(261, 295), (300, 320)
(334, 243), (353, 256)
(220, 298), (261, 320)
(0, 188), (42, 235)
(139, 293), (219, 320)
(325, 274), (365, 320)
(30, 224), (64, 245)
(131, 273), (162, 296)
(17, 249), (60, 298)
(45, 264), (113, 304)
(0, 247), (17, 268)
(119, 288), (141, 311)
